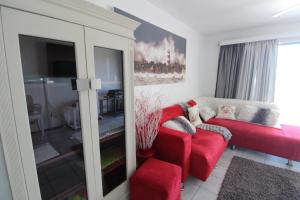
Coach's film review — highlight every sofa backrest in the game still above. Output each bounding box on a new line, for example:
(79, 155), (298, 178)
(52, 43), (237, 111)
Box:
(194, 97), (280, 116)
(160, 100), (198, 124)
(160, 104), (185, 124)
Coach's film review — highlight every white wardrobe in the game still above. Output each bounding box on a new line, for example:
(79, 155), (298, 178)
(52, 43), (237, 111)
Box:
(0, 0), (139, 199)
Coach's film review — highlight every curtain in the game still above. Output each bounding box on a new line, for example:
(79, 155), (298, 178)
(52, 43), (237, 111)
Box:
(215, 40), (278, 102)
(215, 44), (244, 98)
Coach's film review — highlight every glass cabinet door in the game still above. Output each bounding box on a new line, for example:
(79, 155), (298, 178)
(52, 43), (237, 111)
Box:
(85, 27), (135, 198)
(1, 7), (96, 200)
(95, 47), (126, 196)
(19, 36), (88, 200)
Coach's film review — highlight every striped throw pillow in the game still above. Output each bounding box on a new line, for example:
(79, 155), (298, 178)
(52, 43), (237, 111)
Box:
(162, 116), (196, 134)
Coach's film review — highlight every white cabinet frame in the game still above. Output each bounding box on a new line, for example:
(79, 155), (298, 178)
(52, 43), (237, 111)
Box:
(84, 27), (136, 200)
(0, 1), (138, 199)
(0, 7), (97, 200)
(0, 8), (28, 200)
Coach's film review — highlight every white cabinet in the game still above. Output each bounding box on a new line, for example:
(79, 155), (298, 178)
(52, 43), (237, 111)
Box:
(0, 1), (138, 200)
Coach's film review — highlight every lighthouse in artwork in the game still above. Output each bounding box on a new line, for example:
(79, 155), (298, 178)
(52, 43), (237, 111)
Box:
(167, 50), (171, 66)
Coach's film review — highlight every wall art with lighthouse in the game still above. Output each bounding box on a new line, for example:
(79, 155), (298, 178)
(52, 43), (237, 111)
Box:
(114, 8), (187, 85)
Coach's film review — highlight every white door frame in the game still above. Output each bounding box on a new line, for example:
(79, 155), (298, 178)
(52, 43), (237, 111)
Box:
(1, 7), (97, 200)
(0, 7), (28, 200)
(84, 27), (136, 200)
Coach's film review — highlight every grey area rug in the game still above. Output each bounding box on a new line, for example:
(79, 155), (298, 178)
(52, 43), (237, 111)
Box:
(217, 156), (300, 200)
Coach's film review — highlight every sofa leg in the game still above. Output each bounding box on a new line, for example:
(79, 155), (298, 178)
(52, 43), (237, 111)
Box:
(287, 159), (293, 167)
(181, 183), (184, 191)
(231, 145), (236, 150)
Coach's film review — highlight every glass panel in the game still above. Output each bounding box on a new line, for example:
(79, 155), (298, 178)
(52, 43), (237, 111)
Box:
(94, 47), (126, 195)
(19, 35), (88, 200)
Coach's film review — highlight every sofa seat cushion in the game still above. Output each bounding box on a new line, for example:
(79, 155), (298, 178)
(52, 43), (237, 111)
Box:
(281, 125), (300, 160)
(207, 118), (300, 161)
(190, 129), (228, 181)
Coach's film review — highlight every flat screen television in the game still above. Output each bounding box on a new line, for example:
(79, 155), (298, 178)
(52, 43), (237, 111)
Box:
(47, 42), (77, 77)
(52, 61), (76, 77)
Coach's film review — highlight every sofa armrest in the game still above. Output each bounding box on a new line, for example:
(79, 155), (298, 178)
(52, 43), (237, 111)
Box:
(153, 126), (192, 182)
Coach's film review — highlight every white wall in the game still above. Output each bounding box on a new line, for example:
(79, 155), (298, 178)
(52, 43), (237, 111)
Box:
(86, 0), (214, 106)
(204, 21), (300, 96)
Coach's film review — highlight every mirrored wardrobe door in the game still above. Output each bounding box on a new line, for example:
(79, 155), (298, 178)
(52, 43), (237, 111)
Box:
(1, 7), (97, 200)
(84, 27), (135, 199)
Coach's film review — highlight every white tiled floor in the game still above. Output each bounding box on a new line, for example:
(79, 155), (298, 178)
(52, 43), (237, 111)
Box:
(181, 147), (300, 200)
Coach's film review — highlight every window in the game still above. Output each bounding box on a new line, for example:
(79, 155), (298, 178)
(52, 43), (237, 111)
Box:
(275, 43), (300, 126)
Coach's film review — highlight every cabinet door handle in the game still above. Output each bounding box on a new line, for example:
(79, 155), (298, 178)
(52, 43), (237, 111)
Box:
(91, 78), (102, 90)
(76, 78), (90, 91)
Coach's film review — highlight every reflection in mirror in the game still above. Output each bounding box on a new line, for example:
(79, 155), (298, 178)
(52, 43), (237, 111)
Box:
(19, 35), (88, 199)
(94, 47), (126, 195)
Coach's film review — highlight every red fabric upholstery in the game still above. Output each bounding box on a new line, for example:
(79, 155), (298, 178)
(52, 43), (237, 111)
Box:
(187, 100), (197, 107)
(190, 129), (228, 181)
(154, 102), (227, 182)
(154, 126), (191, 182)
(154, 99), (300, 184)
(130, 158), (181, 200)
(281, 125), (300, 161)
(160, 104), (185, 124)
(207, 118), (300, 162)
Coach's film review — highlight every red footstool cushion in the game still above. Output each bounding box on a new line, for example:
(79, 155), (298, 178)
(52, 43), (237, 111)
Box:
(130, 158), (181, 200)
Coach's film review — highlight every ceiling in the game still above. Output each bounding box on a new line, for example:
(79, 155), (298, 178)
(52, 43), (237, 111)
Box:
(147, 0), (300, 34)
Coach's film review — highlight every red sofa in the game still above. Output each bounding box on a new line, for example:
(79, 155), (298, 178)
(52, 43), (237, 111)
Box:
(193, 97), (300, 163)
(153, 102), (228, 182)
(207, 118), (300, 162)
(153, 98), (300, 183)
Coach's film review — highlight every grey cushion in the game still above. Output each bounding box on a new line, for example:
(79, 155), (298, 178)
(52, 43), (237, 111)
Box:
(237, 105), (280, 128)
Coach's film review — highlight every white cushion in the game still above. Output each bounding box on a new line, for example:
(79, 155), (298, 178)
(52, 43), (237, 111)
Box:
(216, 105), (236, 120)
(267, 110), (280, 126)
(199, 106), (216, 121)
(237, 105), (258, 121)
(188, 105), (202, 127)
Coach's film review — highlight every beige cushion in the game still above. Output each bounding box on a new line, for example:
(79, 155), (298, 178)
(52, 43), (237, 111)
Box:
(199, 106), (216, 121)
(237, 105), (258, 121)
(216, 105), (236, 120)
(188, 105), (202, 127)
(266, 110), (280, 127)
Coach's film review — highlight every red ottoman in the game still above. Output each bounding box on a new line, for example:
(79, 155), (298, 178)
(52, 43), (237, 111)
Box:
(130, 158), (181, 200)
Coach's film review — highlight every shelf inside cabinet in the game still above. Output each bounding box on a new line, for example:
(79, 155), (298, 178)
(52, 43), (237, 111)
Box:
(101, 146), (126, 175)
(50, 183), (87, 200)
